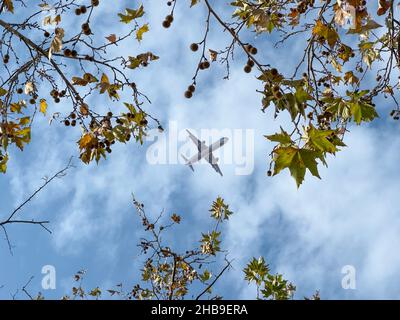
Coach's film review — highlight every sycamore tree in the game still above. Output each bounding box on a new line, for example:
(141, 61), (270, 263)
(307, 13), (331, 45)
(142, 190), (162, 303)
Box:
(17, 196), (309, 300)
(175, 0), (399, 187)
(0, 0), (398, 187)
(0, 0), (161, 174)
(1, 162), (303, 300)
(0, 0), (398, 299)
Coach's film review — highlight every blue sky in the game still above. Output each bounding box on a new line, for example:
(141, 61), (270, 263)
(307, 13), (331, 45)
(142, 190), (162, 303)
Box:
(1, 0), (400, 299)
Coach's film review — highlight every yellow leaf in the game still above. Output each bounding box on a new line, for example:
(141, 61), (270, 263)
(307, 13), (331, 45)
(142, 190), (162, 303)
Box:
(78, 133), (94, 150)
(136, 24), (149, 42)
(10, 103), (22, 113)
(19, 116), (30, 125)
(40, 99), (48, 115)
(101, 73), (110, 84)
(313, 20), (338, 48)
(99, 73), (110, 94)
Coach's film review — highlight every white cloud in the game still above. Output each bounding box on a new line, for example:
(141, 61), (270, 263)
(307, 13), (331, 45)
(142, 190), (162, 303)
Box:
(2, 0), (400, 300)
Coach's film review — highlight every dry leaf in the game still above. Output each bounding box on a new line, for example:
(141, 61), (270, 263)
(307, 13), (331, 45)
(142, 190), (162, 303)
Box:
(24, 82), (34, 95)
(209, 49), (218, 62)
(106, 34), (117, 43)
(48, 27), (64, 60)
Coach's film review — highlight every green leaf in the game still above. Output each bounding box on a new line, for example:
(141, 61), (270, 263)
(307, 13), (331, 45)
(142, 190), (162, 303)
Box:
(243, 257), (269, 284)
(273, 147), (297, 176)
(289, 151), (307, 187)
(118, 5), (145, 24)
(265, 127), (293, 145)
(350, 101), (378, 124)
(273, 147), (322, 187)
(305, 125), (337, 154)
(200, 270), (212, 282)
(298, 149), (320, 179)
(209, 196), (233, 220)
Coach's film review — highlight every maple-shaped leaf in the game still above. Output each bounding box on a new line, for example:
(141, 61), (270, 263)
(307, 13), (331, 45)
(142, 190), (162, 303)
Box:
(347, 90), (379, 124)
(350, 100), (378, 124)
(78, 133), (95, 150)
(343, 71), (359, 86)
(265, 127), (293, 145)
(106, 34), (117, 43)
(118, 5), (145, 24)
(273, 147), (322, 187)
(305, 125), (337, 154)
(313, 20), (339, 48)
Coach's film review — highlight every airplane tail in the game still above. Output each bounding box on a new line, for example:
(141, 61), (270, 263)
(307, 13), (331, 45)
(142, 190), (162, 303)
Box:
(181, 155), (194, 172)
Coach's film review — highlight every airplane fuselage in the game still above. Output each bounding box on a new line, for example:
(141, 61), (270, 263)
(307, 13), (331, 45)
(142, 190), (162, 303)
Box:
(183, 130), (228, 176)
(190, 137), (227, 164)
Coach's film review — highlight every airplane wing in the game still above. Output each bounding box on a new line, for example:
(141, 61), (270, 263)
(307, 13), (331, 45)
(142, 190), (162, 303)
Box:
(207, 153), (223, 176)
(186, 130), (207, 152)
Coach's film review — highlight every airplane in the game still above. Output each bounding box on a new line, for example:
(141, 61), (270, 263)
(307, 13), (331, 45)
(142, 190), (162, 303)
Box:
(182, 129), (229, 176)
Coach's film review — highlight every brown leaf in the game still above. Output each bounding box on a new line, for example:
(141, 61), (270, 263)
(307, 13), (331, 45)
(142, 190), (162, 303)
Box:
(106, 34), (117, 43)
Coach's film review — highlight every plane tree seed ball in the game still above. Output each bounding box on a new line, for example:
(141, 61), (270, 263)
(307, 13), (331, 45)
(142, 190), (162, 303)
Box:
(250, 47), (258, 55)
(244, 65), (252, 73)
(162, 20), (171, 28)
(184, 90), (193, 99)
(190, 43), (199, 52)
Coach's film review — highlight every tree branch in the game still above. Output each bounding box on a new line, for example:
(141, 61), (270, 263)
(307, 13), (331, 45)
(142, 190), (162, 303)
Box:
(0, 157), (74, 253)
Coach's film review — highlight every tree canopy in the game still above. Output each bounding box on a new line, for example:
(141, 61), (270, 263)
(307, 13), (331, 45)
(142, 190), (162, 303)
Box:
(0, 0), (398, 300)
(0, 0), (398, 187)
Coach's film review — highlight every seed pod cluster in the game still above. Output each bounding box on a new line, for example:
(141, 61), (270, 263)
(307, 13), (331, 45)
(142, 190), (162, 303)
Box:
(162, 14), (174, 28)
(184, 84), (196, 99)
